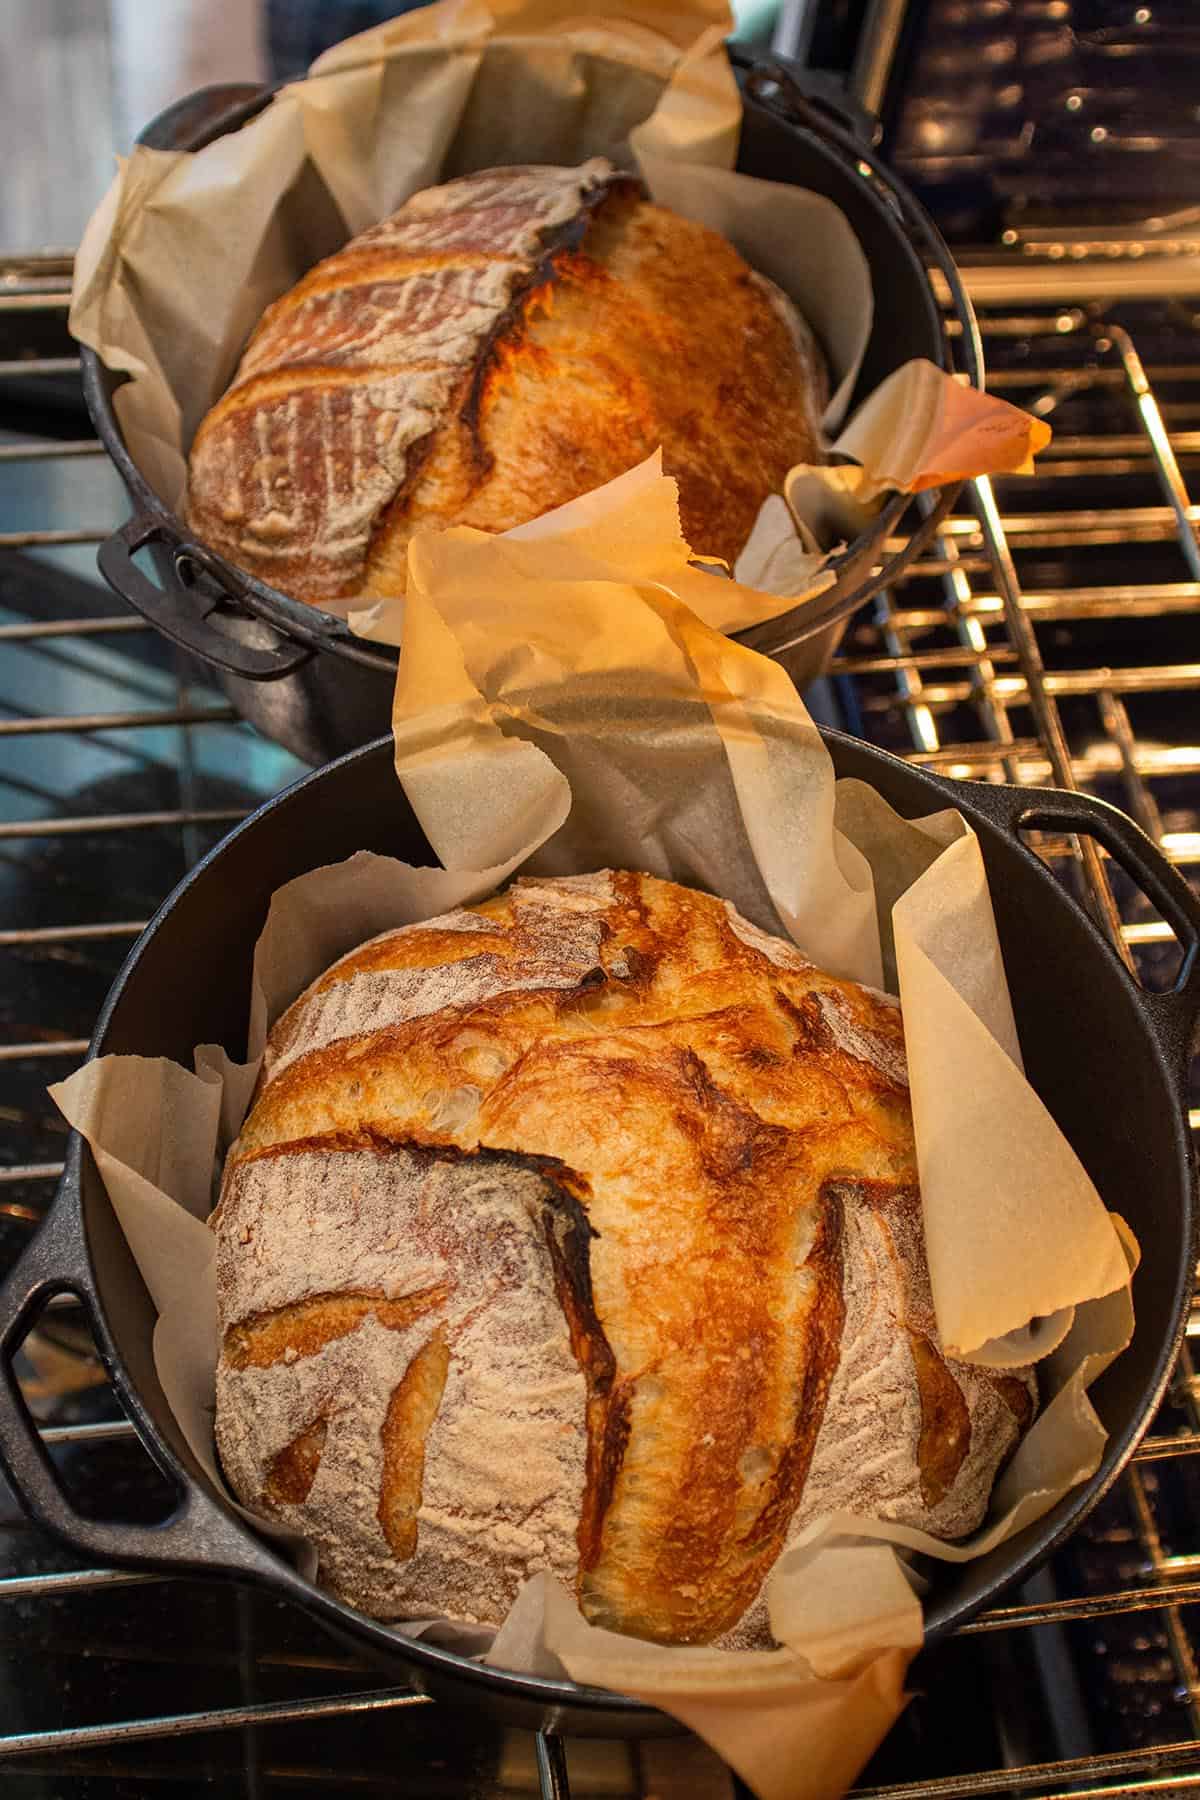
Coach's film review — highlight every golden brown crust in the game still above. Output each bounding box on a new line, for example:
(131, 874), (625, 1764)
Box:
(223, 1284), (450, 1371)
(264, 1415), (328, 1507)
(214, 872), (1035, 1644)
(910, 1332), (973, 1510)
(378, 1333), (451, 1560)
(185, 164), (824, 602)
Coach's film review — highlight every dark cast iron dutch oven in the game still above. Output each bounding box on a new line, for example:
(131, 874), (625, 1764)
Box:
(1, 733), (1197, 1737)
(81, 51), (980, 766)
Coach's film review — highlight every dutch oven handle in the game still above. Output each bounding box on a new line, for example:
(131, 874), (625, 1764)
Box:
(728, 46), (877, 144)
(0, 1151), (282, 1584)
(136, 82), (273, 155)
(98, 515), (314, 683)
(965, 780), (1200, 1071)
(733, 47), (984, 391)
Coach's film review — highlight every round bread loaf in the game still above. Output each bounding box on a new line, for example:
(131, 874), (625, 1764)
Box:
(213, 871), (1036, 1648)
(185, 160), (825, 605)
(213, 871), (1034, 1645)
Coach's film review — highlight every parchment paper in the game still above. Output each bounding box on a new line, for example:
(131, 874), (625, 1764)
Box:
(50, 453), (1136, 1800)
(68, 0), (1049, 631)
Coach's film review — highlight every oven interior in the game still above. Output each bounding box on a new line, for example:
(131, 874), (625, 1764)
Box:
(2, 4), (1200, 1795)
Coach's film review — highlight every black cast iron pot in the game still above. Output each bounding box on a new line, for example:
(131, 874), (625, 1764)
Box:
(81, 52), (979, 766)
(0, 734), (1196, 1736)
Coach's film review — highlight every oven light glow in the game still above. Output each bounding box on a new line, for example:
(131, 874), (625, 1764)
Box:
(1123, 921), (1174, 943)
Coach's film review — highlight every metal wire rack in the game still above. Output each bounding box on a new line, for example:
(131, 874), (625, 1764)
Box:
(1, 249), (1199, 1798)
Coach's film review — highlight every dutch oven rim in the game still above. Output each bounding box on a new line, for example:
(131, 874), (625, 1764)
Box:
(0, 728), (1196, 1726)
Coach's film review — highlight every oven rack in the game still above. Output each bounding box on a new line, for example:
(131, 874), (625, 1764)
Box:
(0, 252), (1198, 1799)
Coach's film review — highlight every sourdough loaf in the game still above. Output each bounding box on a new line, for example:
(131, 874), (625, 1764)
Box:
(213, 871), (1034, 1646)
(185, 161), (826, 603)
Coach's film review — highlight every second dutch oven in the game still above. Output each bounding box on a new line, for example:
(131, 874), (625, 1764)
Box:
(81, 52), (975, 766)
(0, 733), (1195, 1736)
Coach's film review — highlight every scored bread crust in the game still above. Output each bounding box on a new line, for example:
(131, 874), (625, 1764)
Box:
(213, 872), (1034, 1646)
(185, 161), (825, 602)
(215, 1136), (597, 1626)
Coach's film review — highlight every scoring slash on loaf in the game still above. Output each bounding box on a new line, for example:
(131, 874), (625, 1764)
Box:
(185, 161), (826, 605)
(213, 872), (1034, 1647)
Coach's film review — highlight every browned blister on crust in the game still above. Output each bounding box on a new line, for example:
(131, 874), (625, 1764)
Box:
(213, 871), (1035, 1643)
(185, 162), (826, 601)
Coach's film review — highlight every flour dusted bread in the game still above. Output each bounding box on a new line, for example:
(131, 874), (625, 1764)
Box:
(185, 161), (825, 603)
(213, 872), (1034, 1645)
